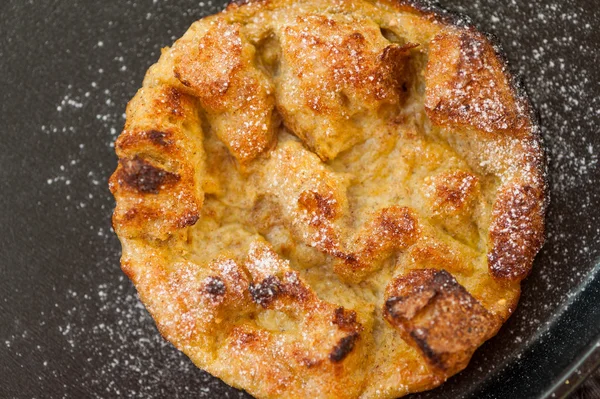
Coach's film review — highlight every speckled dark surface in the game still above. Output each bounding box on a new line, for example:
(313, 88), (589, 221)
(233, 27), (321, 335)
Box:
(0, 0), (599, 398)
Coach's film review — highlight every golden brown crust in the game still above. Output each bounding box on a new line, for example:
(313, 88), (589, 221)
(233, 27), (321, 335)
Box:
(424, 31), (529, 135)
(109, 85), (204, 240)
(109, 0), (546, 398)
(173, 19), (277, 164)
(276, 13), (416, 160)
(334, 206), (420, 282)
(488, 182), (545, 281)
(384, 269), (497, 377)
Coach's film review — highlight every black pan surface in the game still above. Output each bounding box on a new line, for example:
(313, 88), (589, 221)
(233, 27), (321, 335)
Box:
(1, 0), (599, 398)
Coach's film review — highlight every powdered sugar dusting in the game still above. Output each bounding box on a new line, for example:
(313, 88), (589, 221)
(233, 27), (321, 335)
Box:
(2, 0), (599, 397)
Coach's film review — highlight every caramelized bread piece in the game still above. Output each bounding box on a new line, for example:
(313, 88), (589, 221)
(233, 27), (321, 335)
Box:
(276, 13), (415, 160)
(173, 18), (277, 164)
(384, 269), (497, 377)
(425, 31), (529, 135)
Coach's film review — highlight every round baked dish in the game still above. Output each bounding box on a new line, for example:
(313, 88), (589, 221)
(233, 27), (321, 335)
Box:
(109, 0), (547, 397)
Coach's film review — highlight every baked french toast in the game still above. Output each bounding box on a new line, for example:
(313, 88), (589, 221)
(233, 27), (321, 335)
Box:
(109, 1), (546, 397)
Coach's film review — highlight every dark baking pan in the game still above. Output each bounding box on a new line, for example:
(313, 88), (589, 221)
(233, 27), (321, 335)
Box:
(0, 0), (599, 398)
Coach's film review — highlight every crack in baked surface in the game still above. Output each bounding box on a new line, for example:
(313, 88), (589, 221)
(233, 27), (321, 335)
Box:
(109, 0), (546, 398)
